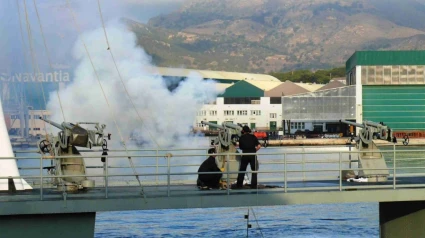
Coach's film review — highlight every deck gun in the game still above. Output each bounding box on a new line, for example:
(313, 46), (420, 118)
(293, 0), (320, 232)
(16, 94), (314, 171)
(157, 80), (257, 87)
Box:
(340, 120), (390, 182)
(201, 121), (243, 182)
(38, 117), (110, 191)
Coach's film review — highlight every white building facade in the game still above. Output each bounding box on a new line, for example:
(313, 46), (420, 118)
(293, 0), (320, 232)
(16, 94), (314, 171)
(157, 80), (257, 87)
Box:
(194, 97), (284, 131)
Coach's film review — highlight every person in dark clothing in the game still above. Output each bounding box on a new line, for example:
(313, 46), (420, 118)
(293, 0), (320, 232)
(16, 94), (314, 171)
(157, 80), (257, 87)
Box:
(236, 126), (261, 188)
(197, 148), (222, 189)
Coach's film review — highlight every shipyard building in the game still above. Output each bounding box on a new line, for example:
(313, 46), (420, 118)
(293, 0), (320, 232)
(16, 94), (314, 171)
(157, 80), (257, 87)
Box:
(346, 51), (425, 137)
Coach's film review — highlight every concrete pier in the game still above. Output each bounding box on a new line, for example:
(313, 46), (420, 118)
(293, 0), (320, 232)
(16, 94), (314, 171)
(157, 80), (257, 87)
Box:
(265, 138), (425, 146)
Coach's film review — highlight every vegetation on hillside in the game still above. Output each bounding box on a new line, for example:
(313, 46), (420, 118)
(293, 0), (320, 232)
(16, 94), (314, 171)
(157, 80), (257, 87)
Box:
(126, 0), (425, 73)
(270, 67), (345, 84)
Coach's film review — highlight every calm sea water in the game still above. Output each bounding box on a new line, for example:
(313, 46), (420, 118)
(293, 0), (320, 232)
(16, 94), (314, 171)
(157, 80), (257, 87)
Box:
(94, 203), (379, 237)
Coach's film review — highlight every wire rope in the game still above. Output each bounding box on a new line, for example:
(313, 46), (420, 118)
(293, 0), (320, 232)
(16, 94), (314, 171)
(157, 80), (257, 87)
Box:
(65, 0), (147, 201)
(96, 0), (160, 149)
(22, 0), (50, 138)
(250, 207), (264, 238)
(32, 0), (66, 122)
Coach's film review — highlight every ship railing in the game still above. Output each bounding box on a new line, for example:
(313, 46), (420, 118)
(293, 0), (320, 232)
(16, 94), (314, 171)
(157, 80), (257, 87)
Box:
(1, 144), (425, 202)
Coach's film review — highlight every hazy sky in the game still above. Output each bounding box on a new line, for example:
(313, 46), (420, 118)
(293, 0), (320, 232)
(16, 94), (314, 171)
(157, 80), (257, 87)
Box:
(0, 0), (188, 73)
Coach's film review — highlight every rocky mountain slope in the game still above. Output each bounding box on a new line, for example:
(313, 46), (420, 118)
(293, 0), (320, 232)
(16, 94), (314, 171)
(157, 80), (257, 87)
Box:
(126, 0), (425, 73)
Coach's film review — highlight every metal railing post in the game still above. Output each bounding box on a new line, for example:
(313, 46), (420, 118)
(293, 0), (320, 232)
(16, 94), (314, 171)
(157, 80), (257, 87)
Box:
(393, 143), (396, 189)
(156, 149), (159, 185)
(302, 147), (306, 181)
(284, 153), (287, 193)
(226, 153), (230, 195)
(40, 154), (43, 200)
(167, 154), (171, 197)
(348, 145), (352, 169)
(105, 156), (108, 198)
(339, 152), (342, 191)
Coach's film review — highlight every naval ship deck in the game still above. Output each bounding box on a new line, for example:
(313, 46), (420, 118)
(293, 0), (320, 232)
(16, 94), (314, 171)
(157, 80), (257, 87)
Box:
(2, 146), (425, 215)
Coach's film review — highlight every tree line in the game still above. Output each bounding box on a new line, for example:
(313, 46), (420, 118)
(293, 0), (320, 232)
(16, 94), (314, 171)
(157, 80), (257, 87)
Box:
(269, 66), (346, 84)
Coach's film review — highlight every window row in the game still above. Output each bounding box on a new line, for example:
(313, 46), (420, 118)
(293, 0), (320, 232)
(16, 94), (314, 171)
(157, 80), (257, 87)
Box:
(361, 65), (425, 85)
(197, 111), (280, 118)
(224, 97), (261, 104)
(291, 122), (305, 130)
(10, 115), (48, 119)
(224, 97), (283, 104)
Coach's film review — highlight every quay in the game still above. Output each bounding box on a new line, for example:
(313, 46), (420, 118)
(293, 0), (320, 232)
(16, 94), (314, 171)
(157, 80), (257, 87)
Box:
(265, 137), (425, 146)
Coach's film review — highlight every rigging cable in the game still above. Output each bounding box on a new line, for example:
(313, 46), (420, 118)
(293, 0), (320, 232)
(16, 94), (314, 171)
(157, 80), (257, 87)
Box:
(250, 207), (264, 238)
(21, 0), (51, 138)
(32, 0), (66, 123)
(65, 0), (146, 201)
(96, 0), (160, 149)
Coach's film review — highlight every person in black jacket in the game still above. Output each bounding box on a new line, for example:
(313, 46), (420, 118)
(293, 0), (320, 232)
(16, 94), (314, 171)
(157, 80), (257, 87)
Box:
(236, 126), (261, 188)
(197, 148), (222, 189)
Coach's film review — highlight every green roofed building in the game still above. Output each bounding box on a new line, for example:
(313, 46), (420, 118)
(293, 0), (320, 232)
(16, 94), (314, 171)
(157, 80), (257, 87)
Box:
(346, 50), (425, 132)
(220, 80), (283, 98)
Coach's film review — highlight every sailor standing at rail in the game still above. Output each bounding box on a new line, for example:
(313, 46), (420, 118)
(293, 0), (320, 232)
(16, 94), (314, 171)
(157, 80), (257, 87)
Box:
(236, 126), (261, 189)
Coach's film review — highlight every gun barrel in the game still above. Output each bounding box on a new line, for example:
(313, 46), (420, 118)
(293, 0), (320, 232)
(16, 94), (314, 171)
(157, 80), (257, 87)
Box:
(339, 119), (364, 128)
(39, 117), (65, 130)
(201, 121), (225, 130)
(364, 120), (383, 128)
(222, 122), (242, 130)
(61, 122), (75, 130)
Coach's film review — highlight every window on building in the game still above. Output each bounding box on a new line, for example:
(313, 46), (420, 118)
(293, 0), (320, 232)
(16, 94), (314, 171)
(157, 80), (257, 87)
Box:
(376, 66), (383, 84)
(197, 111), (206, 116)
(290, 122), (305, 130)
(270, 97), (282, 104)
(224, 110), (234, 116)
(224, 97), (260, 104)
(209, 110), (217, 116)
(270, 113), (277, 118)
(347, 69), (357, 86)
(11, 115), (19, 119)
(250, 110), (261, 116)
(237, 110), (247, 116)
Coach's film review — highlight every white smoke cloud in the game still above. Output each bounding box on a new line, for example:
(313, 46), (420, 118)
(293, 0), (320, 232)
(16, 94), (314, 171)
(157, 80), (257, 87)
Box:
(46, 22), (223, 151)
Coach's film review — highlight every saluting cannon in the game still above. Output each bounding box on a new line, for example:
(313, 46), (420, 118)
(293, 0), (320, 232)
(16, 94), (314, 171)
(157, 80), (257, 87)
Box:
(201, 121), (243, 181)
(340, 120), (390, 182)
(340, 119), (392, 145)
(38, 118), (110, 191)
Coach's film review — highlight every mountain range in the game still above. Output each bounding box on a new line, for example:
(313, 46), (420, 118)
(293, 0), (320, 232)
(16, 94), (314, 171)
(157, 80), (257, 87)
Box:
(125, 0), (425, 73)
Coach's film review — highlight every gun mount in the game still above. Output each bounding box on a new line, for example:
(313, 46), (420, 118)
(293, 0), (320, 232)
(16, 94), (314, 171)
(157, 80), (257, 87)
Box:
(201, 121), (243, 182)
(38, 117), (110, 191)
(340, 120), (390, 182)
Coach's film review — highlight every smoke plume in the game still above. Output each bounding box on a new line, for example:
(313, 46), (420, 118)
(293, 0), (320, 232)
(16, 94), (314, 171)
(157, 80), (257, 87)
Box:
(47, 22), (222, 149)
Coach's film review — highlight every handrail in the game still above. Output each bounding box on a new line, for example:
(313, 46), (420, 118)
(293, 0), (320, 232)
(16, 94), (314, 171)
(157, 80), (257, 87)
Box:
(2, 145), (425, 203)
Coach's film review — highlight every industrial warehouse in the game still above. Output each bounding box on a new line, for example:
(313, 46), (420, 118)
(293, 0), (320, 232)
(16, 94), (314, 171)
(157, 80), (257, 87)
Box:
(3, 51), (425, 140)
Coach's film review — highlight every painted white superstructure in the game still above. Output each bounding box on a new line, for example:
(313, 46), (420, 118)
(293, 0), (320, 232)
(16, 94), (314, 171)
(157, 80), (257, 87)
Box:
(0, 98), (32, 190)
